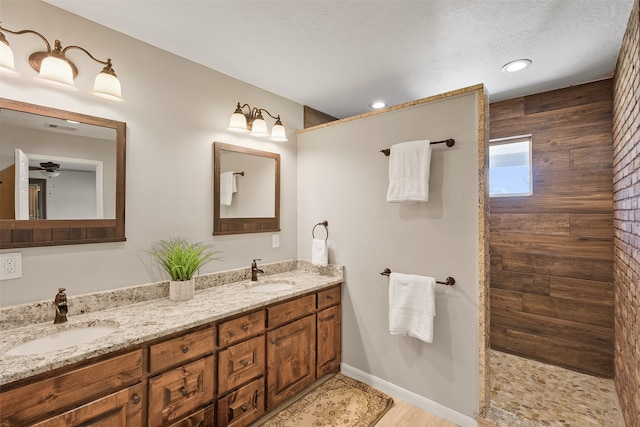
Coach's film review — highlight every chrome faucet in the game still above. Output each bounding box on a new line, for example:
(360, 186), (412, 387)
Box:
(54, 287), (68, 324)
(251, 259), (264, 281)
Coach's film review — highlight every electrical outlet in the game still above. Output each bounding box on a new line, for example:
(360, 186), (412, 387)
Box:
(0, 253), (22, 280)
(272, 233), (280, 248)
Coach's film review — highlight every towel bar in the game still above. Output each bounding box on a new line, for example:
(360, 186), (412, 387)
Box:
(233, 171), (245, 176)
(312, 220), (329, 241)
(380, 139), (455, 156)
(380, 268), (455, 286)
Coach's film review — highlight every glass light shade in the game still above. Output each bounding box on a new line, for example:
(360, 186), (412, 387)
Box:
(34, 55), (77, 90)
(91, 71), (124, 102)
(228, 112), (249, 132)
(269, 123), (288, 142)
(0, 42), (20, 77)
(250, 118), (269, 137)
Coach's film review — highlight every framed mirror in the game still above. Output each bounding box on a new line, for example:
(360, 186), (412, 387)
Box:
(213, 141), (280, 235)
(0, 98), (126, 248)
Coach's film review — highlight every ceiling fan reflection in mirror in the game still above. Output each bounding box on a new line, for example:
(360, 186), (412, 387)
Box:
(29, 161), (92, 178)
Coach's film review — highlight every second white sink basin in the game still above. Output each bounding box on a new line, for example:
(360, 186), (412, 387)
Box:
(250, 280), (296, 293)
(5, 324), (119, 356)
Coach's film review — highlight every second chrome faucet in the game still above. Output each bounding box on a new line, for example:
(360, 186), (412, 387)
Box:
(251, 259), (264, 281)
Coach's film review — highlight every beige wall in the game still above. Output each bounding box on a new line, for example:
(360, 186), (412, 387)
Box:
(297, 89), (482, 419)
(0, 1), (302, 306)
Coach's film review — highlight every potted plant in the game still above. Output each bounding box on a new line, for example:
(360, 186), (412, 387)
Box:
(149, 237), (221, 301)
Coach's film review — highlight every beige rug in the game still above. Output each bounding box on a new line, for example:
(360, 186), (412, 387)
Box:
(258, 374), (394, 427)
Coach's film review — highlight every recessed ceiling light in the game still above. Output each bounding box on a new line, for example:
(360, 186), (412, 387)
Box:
(501, 59), (532, 73)
(370, 101), (386, 109)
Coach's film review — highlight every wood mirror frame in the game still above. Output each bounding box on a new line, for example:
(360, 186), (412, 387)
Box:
(0, 98), (126, 248)
(213, 141), (280, 235)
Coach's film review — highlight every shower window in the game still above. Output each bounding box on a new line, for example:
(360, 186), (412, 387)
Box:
(489, 135), (532, 197)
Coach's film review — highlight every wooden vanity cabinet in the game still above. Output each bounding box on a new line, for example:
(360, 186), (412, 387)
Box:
(1, 282), (342, 427)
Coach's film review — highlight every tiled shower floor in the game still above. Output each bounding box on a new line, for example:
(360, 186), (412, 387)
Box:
(487, 350), (625, 427)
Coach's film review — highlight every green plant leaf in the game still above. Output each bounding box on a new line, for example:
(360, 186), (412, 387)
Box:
(148, 237), (222, 281)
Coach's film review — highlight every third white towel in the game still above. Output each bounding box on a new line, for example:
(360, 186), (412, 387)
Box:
(388, 272), (436, 343)
(311, 238), (328, 266)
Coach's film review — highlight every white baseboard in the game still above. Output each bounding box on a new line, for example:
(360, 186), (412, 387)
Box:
(340, 363), (478, 427)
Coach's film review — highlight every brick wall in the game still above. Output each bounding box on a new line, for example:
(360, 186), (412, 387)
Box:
(612, 0), (640, 425)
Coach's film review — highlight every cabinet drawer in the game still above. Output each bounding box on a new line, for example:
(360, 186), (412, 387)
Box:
(218, 310), (266, 347)
(31, 383), (143, 427)
(217, 378), (265, 427)
(0, 350), (143, 426)
(317, 285), (341, 309)
(168, 404), (214, 427)
(148, 355), (215, 426)
(218, 335), (265, 395)
(149, 327), (215, 374)
(267, 294), (315, 328)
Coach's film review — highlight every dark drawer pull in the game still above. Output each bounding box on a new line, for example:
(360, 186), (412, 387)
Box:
(242, 324), (249, 332)
(241, 405), (248, 412)
(241, 360), (249, 367)
(180, 386), (188, 396)
(326, 295), (333, 299)
(182, 345), (189, 354)
(132, 394), (141, 405)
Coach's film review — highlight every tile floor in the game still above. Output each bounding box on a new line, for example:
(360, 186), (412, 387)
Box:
(487, 350), (625, 427)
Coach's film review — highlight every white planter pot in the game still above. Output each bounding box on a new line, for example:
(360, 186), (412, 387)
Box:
(169, 279), (195, 302)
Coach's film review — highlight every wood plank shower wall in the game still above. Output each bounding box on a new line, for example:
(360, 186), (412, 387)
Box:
(489, 80), (615, 377)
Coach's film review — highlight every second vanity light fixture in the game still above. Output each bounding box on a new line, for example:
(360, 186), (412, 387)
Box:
(227, 102), (288, 142)
(0, 24), (124, 102)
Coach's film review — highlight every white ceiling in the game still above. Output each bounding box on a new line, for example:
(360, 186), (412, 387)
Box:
(45, 0), (634, 119)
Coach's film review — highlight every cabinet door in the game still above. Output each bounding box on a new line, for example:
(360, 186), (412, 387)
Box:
(317, 304), (341, 378)
(148, 355), (215, 426)
(266, 315), (316, 408)
(30, 383), (143, 427)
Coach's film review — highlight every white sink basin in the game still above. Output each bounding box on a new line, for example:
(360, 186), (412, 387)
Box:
(5, 324), (119, 356)
(250, 280), (295, 293)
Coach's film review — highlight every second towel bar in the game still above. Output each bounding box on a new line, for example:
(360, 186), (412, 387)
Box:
(380, 268), (455, 286)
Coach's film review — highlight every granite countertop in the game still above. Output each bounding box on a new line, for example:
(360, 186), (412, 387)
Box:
(0, 263), (343, 386)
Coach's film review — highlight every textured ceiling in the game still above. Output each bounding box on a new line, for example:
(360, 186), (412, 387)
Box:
(45, 0), (634, 119)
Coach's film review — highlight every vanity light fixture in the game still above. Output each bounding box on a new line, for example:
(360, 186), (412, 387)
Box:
(227, 102), (288, 142)
(501, 59), (532, 73)
(0, 24), (124, 102)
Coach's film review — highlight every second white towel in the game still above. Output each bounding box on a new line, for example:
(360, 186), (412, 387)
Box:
(388, 272), (436, 343)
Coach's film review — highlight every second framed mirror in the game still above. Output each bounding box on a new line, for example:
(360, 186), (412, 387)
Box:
(213, 141), (280, 235)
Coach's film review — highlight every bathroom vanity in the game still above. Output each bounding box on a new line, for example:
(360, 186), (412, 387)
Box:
(0, 263), (343, 426)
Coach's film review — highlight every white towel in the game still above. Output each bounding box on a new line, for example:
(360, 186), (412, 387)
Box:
(386, 140), (432, 203)
(220, 171), (237, 206)
(388, 272), (436, 343)
(311, 238), (328, 266)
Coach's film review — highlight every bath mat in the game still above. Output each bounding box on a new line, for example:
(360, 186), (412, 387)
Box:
(257, 373), (393, 427)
